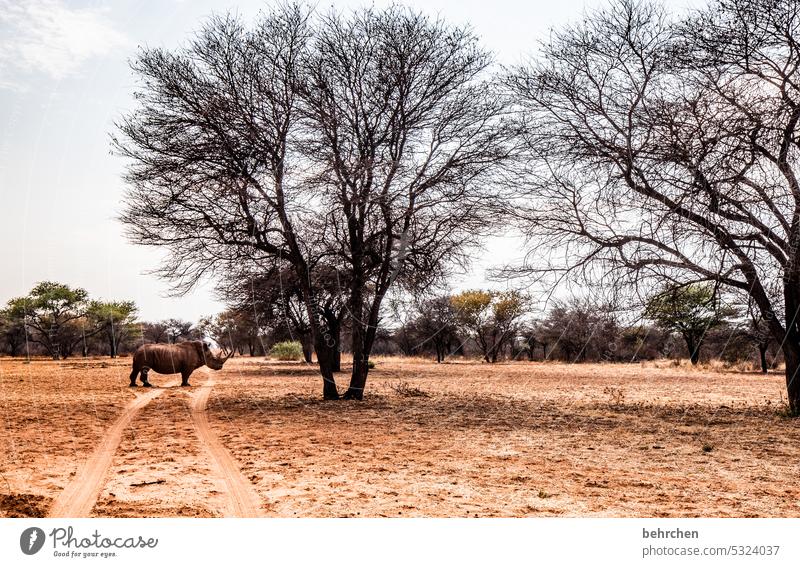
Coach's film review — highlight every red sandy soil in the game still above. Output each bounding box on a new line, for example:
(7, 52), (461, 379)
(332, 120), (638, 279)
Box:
(1, 355), (798, 517)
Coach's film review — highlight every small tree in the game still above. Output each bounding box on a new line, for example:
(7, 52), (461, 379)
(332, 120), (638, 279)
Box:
(535, 298), (620, 362)
(617, 324), (669, 362)
(742, 303), (776, 374)
(0, 307), (27, 356)
(198, 309), (265, 357)
(163, 319), (198, 343)
(645, 284), (734, 365)
(407, 296), (461, 363)
(8, 282), (101, 359)
(87, 300), (139, 358)
(135, 319), (200, 347)
(516, 323), (540, 361)
(451, 290), (526, 363)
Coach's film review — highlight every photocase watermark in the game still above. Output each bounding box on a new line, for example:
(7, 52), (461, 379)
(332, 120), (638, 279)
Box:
(20, 527), (46, 555)
(18, 526), (158, 559)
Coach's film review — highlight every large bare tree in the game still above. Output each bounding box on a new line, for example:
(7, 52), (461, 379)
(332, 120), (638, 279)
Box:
(115, 4), (510, 399)
(299, 8), (510, 397)
(507, 0), (800, 412)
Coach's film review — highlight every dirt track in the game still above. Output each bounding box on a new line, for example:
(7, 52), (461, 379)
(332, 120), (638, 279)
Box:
(1, 356), (799, 517)
(47, 368), (259, 518)
(189, 370), (262, 517)
(49, 379), (177, 517)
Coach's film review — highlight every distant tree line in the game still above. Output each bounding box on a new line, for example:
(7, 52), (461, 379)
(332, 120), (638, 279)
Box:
(0, 282), (257, 359)
(0, 282), (139, 359)
(0, 281), (322, 360)
(0, 280), (779, 372)
(378, 284), (780, 372)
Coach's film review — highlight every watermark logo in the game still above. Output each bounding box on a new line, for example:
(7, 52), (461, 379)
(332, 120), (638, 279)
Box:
(20, 527), (46, 555)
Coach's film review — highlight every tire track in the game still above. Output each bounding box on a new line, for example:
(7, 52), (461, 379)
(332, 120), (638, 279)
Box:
(190, 370), (261, 517)
(49, 381), (178, 518)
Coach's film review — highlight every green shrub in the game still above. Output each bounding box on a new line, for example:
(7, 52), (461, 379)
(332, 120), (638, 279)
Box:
(270, 341), (304, 361)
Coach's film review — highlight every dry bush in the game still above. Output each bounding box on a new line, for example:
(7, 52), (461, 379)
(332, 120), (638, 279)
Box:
(602, 386), (625, 408)
(389, 381), (430, 398)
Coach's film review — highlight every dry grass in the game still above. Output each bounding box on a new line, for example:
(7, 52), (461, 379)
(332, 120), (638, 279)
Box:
(1, 355), (799, 517)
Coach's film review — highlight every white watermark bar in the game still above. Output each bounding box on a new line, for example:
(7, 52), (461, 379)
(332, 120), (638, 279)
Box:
(1, 518), (798, 566)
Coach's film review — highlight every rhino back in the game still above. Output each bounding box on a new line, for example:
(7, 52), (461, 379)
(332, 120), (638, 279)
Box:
(134, 342), (202, 374)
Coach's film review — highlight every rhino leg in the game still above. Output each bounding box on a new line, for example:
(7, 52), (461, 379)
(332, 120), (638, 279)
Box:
(129, 368), (139, 387)
(180, 370), (191, 387)
(140, 367), (153, 387)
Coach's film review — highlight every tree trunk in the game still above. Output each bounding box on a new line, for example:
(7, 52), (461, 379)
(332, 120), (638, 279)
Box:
(782, 281), (800, 413)
(109, 333), (117, 358)
(289, 255), (339, 399)
(332, 348), (341, 372)
(298, 294), (339, 399)
(344, 284), (382, 400)
(345, 356), (369, 400)
(758, 343), (769, 374)
(684, 334), (700, 365)
(782, 341), (800, 414)
(344, 316), (368, 399)
(329, 318), (341, 372)
(315, 334), (339, 400)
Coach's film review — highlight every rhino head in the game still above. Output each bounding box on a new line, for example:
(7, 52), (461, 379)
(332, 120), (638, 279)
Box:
(202, 342), (233, 370)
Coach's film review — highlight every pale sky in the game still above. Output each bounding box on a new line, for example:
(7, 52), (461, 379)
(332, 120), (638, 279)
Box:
(0, 0), (703, 321)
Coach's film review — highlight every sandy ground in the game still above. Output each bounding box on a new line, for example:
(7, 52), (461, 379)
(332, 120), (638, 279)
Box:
(1, 355), (798, 517)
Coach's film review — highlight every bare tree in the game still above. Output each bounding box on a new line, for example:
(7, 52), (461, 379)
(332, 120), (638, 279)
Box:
(140, 321), (169, 344)
(507, 0), (800, 412)
(115, 4), (510, 399)
(534, 297), (620, 362)
(395, 295), (461, 362)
